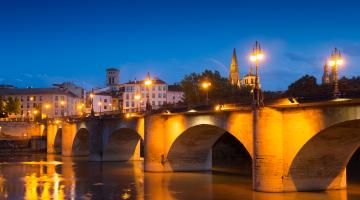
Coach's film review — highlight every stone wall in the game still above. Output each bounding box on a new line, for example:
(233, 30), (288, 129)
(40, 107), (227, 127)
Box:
(0, 121), (43, 138)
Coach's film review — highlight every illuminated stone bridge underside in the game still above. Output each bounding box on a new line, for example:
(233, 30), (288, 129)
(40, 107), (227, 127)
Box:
(45, 100), (360, 192)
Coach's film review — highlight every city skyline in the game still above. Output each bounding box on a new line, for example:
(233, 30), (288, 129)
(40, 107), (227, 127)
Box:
(1, 0), (360, 90)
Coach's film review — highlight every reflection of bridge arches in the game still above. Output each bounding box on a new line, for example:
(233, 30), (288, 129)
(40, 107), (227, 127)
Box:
(103, 128), (142, 161)
(289, 119), (360, 191)
(167, 124), (252, 172)
(72, 128), (89, 156)
(54, 128), (62, 154)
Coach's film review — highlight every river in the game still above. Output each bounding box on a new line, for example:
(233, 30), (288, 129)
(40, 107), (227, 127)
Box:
(0, 154), (359, 200)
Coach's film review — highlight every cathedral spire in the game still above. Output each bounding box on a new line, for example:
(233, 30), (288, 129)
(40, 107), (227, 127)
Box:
(229, 48), (241, 87)
(322, 62), (330, 84)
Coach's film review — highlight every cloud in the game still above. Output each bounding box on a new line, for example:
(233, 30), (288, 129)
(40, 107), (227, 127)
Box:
(284, 52), (319, 66)
(24, 73), (33, 78)
(15, 78), (23, 82)
(340, 42), (360, 57)
(209, 58), (228, 73)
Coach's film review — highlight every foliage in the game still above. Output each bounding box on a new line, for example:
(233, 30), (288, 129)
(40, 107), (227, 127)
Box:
(180, 69), (253, 105)
(286, 74), (360, 102)
(0, 96), (21, 118)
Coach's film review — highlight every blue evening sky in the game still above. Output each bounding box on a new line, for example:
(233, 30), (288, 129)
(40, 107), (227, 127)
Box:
(0, 0), (359, 90)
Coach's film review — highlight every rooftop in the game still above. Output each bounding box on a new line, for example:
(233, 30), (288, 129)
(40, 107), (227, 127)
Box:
(124, 79), (167, 85)
(0, 88), (78, 97)
(168, 84), (183, 92)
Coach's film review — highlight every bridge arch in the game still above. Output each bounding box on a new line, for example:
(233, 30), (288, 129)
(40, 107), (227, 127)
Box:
(166, 124), (252, 172)
(54, 128), (62, 154)
(72, 128), (90, 156)
(103, 128), (143, 161)
(289, 119), (360, 191)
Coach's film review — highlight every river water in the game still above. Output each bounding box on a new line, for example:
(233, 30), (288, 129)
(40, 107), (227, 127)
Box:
(0, 154), (359, 200)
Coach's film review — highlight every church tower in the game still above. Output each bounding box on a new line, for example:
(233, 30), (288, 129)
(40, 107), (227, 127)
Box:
(229, 48), (241, 87)
(322, 62), (330, 84)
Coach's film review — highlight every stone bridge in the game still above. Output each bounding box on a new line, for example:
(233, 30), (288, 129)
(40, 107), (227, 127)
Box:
(45, 99), (360, 192)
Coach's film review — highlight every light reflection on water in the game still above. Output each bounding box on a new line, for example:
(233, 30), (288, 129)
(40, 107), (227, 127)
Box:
(0, 154), (359, 200)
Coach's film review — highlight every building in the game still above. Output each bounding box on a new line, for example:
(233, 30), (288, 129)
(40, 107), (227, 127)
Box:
(167, 84), (184, 104)
(120, 75), (168, 113)
(322, 63), (330, 84)
(89, 92), (113, 114)
(0, 88), (83, 119)
(106, 68), (120, 88)
(228, 48), (260, 89)
(229, 48), (241, 87)
(242, 68), (260, 88)
(53, 82), (85, 100)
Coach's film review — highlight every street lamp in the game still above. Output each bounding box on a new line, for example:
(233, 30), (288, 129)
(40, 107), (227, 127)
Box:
(44, 104), (50, 119)
(134, 93), (141, 113)
(60, 101), (65, 117)
(98, 101), (102, 115)
(201, 81), (211, 105)
(144, 72), (153, 112)
(328, 48), (344, 98)
(249, 41), (264, 107)
(90, 91), (95, 116)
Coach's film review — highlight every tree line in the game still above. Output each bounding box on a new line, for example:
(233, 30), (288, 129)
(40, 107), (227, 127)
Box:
(179, 69), (360, 105)
(0, 97), (21, 118)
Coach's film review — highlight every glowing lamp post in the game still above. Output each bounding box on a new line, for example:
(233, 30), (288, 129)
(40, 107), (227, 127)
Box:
(249, 41), (264, 107)
(328, 48), (344, 98)
(134, 93), (141, 113)
(98, 101), (102, 115)
(144, 72), (153, 112)
(90, 91), (95, 116)
(44, 104), (50, 119)
(201, 81), (211, 105)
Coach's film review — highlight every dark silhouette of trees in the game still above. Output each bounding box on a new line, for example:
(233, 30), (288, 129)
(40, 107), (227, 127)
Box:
(180, 70), (253, 105)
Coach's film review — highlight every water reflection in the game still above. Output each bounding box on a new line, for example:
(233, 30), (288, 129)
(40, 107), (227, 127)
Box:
(0, 154), (359, 200)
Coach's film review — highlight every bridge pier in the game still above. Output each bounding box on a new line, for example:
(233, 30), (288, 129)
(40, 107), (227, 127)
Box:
(88, 118), (104, 161)
(253, 108), (285, 192)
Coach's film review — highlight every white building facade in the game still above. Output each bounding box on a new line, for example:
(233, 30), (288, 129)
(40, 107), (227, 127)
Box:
(121, 79), (168, 113)
(90, 93), (113, 114)
(0, 88), (84, 119)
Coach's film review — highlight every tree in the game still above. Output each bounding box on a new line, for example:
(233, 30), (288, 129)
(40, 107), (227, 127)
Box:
(4, 97), (21, 115)
(180, 69), (253, 105)
(0, 96), (7, 118)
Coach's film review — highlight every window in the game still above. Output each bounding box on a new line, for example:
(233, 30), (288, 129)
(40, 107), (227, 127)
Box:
(163, 101), (166, 105)
(33, 96), (36, 101)
(131, 101), (135, 107)
(163, 93), (166, 98)
(21, 96), (23, 102)
(55, 103), (58, 108)
(152, 93), (155, 98)
(158, 86), (161, 91)
(39, 96), (42, 101)
(104, 106), (107, 110)
(61, 96), (64, 100)
(27, 96), (30, 101)
(152, 86), (155, 91)
(152, 101), (155, 106)
(104, 99), (108, 103)
(126, 94), (129, 100)
(33, 103), (37, 108)
(126, 101), (129, 107)
(55, 96), (58, 101)
(158, 101), (162, 105)
(158, 93), (161, 98)
(163, 86), (167, 90)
